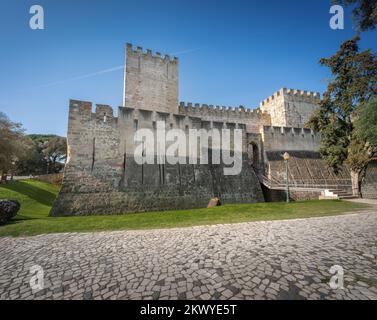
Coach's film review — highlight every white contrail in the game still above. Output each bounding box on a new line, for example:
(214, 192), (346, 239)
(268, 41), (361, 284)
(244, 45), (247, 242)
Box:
(33, 46), (206, 89)
(33, 65), (125, 89)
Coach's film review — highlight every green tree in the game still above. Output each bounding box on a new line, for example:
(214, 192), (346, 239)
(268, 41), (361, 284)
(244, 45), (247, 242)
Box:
(0, 112), (31, 181)
(354, 96), (377, 149)
(16, 134), (67, 175)
(42, 136), (67, 174)
(309, 36), (377, 196)
(335, 0), (377, 31)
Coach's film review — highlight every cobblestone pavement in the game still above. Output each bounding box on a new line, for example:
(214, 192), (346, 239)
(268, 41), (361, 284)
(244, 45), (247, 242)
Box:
(1, 210), (377, 300)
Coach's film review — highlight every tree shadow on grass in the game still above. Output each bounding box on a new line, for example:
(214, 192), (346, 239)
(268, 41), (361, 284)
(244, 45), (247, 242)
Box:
(1, 181), (57, 206)
(13, 214), (40, 221)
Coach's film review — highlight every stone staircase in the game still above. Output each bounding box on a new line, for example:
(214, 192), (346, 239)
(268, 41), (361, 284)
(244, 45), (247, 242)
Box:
(326, 188), (357, 199)
(319, 188), (356, 200)
(261, 151), (356, 200)
(259, 174), (357, 200)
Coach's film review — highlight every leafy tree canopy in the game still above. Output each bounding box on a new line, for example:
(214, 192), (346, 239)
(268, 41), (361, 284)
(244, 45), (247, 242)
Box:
(335, 0), (377, 31)
(0, 113), (67, 176)
(16, 134), (67, 175)
(309, 36), (377, 195)
(354, 96), (377, 150)
(0, 112), (32, 174)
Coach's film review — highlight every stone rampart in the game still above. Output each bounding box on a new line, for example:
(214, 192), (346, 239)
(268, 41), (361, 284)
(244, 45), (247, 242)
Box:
(50, 100), (265, 215)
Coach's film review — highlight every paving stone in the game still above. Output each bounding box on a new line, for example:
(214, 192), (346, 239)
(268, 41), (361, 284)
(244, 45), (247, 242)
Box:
(252, 277), (261, 285)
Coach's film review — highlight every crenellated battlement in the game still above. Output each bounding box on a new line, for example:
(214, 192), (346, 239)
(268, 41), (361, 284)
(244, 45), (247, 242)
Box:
(69, 99), (255, 126)
(69, 100), (117, 124)
(259, 88), (320, 108)
(124, 43), (179, 114)
(178, 102), (267, 117)
(69, 98), (269, 122)
(261, 125), (321, 152)
(262, 125), (317, 137)
(126, 43), (178, 64)
(69, 100), (93, 117)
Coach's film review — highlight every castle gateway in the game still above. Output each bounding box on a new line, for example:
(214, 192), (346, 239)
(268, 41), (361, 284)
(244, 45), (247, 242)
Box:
(50, 44), (353, 216)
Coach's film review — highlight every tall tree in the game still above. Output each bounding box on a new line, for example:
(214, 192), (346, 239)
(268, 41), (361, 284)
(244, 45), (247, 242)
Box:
(42, 136), (67, 174)
(16, 134), (67, 175)
(0, 112), (31, 180)
(345, 97), (377, 192)
(309, 36), (377, 196)
(354, 96), (377, 149)
(335, 0), (377, 31)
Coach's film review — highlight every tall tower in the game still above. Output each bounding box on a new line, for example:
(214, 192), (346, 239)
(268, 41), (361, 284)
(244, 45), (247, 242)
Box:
(259, 88), (320, 128)
(123, 43), (179, 114)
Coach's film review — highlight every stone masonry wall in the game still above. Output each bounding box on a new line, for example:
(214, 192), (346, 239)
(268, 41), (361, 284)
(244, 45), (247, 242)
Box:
(50, 100), (264, 216)
(52, 43), (331, 213)
(123, 43), (178, 114)
(259, 88), (320, 128)
(260, 126), (321, 152)
(178, 102), (271, 134)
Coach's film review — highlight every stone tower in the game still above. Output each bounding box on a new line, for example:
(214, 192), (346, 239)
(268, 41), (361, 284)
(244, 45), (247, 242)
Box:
(259, 88), (320, 128)
(123, 43), (179, 114)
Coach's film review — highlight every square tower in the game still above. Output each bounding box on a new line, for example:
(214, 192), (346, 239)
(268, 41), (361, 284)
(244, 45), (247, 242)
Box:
(259, 88), (320, 128)
(123, 43), (179, 114)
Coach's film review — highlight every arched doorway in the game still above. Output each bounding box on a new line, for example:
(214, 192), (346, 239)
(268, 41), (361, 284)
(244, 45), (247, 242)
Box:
(248, 141), (259, 169)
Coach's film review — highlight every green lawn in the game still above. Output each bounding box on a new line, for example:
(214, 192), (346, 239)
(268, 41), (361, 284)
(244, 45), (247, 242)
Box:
(0, 179), (370, 237)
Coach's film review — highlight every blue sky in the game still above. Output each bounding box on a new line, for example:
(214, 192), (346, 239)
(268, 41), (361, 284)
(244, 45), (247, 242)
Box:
(0, 0), (376, 136)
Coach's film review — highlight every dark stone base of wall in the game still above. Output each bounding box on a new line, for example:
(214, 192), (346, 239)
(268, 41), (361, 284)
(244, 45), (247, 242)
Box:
(51, 157), (264, 216)
(50, 189), (260, 216)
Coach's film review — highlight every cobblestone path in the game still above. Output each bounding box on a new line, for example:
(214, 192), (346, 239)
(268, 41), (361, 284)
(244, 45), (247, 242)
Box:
(1, 210), (377, 300)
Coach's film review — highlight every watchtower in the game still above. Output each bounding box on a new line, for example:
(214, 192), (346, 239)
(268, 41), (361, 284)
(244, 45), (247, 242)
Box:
(259, 88), (320, 128)
(123, 43), (179, 114)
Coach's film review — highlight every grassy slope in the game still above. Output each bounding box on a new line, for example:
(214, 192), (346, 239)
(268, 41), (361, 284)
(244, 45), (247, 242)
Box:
(0, 180), (370, 237)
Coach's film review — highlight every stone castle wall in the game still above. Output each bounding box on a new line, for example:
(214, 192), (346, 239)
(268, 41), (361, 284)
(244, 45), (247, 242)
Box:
(52, 43), (356, 215)
(178, 102), (271, 133)
(50, 100), (264, 216)
(260, 126), (321, 152)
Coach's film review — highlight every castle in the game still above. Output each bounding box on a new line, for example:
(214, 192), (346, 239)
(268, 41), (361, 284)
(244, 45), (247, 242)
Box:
(50, 44), (357, 216)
